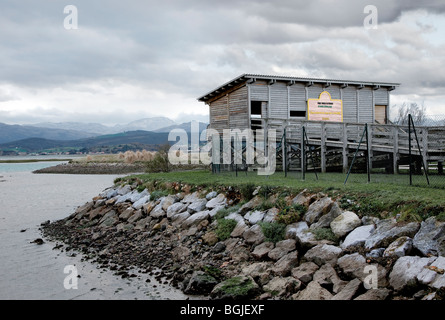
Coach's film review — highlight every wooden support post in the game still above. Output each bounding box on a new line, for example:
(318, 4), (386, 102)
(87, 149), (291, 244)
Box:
(321, 122), (326, 173)
(367, 124), (373, 171)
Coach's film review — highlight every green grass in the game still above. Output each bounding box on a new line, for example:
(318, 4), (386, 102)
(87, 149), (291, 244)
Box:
(125, 170), (445, 221)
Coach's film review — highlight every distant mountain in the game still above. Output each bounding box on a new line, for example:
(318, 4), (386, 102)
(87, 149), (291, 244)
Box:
(30, 117), (177, 135)
(115, 117), (177, 133)
(155, 121), (209, 133)
(0, 122), (97, 144)
(32, 122), (113, 135)
(0, 130), (171, 153)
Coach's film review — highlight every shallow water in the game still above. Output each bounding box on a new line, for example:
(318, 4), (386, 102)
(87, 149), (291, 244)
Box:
(0, 165), (190, 300)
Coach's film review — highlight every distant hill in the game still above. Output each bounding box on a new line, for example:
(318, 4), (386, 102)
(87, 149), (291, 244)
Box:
(0, 130), (171, 154)
(0, 122), (97, 144)
(155, 121), (209, 133)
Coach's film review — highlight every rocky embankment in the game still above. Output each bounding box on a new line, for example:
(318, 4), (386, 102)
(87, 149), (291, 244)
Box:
(33, 162), (146, 174)
(41, 182), (445, 300)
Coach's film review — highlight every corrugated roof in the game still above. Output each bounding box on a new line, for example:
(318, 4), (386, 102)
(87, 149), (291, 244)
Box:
(197, 73), (400, 102)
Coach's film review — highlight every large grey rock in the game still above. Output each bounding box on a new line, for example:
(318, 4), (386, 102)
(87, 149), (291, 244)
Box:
(286, 221), (331, 249)
(241, 262), (273, 285)
(354, 288), (390, 300)
(244, 210), (265, 225)
(181, 191), (201, 204)
(206, 193), (226, 209)
(293, 281), (333, 300)
(291, 261), (319, 283)
(127, 209), (143, 224)
(239, 196), (263, 214)
(205, 191), (218, 200)
(119, 207), (135, 221)
(132, 195), (151, 210)
(263, 276), (301, 297)
(182, 210), (210, 228)
(166, 202), (187, 218)
(225, 212), (244, 223)
(291, 189), (309, 206)
(310, 202), (342, 230)
(364, 218), (420, 250)
(268, 239), (296, 261)
(330, 211), (361, 238)
(312, 264), (348, 294)
(161, 195), (178, 211)
(341, 224), (375, 250)
(129, 189), (149, 203)
(413, 216), (445, 257)
(230, 219), (248, 238)
(243, 224), (265, 245)
(389, 256), (436, 292)
(115, 190), (138, 204)
(98, 210), (118, 227)
(383, 236), (413, 258)
(171, 211), (190, 226)
(303, 244), (342, 266)
(416, 256), (445, 289)
(252, 242), (275, 260)
(150, 203), (166, 219)
(116, 184), (131, 195)
(272, 251), (299, 276)
(331, 278), (362, 300)
(337, 253), (367, 279)
(263, 208), (279, 223)
(303, 197), (333, 225)
(187, 199), (208, 213)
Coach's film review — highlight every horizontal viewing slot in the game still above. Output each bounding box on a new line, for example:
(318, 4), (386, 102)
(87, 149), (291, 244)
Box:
(290, 110), (306, 118)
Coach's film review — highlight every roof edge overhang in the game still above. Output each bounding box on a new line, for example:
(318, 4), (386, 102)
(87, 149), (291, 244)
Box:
(197, 73), (401, 103)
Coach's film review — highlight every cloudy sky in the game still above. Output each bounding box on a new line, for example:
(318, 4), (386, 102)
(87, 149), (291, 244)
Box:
(1, 0), (445, 125)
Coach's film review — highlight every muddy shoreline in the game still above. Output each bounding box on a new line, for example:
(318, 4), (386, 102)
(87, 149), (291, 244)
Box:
(33, 162), (146, 175)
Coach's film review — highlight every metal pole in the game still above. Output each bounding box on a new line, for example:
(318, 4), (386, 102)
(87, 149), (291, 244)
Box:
(365, 123), (370, 183)
(409, 114), (412, 185)
(410, 115), (430, 185)
(344, 124), (367, 185)
(284, 128), (287, 177)
(302, 126), (306, 181)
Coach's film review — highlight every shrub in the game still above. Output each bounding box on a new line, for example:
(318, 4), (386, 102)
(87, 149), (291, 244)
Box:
(215, 218), (237, 241)
(150, 189), (169, 201)
(275, 203), (306, 225)
(312, 228), (339, 243)
(239, 183), (256, 201)
(259, 222), (286, 244)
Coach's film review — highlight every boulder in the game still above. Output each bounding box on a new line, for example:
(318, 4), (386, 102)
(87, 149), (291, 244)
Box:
(416, 256), (445, 289)
(263, 208), (279, 223)
(293, 281), (333, 300)
(383, 236), (413, 258)
(116, 184), (131, 195)
(330, 211), (361, 238)
(413, 216), (445, 257)
(312, 264), (348, 294)
(364, 219), (420, 250)
(341, 224), (375, 250)
(272, 251), (299, 276)
(241, 262), (273, 285)
(244, 210), (265, 225)
(310, 202), (342, 230)
(132, 195), (151, 210)
(161, 195), (178, 211)
(291, 262), (319, 283)
(205, 191), (218, 200)
(303, 244), (342, 267)
(389, 256), (436, 293)
(303, 197), (333, 225)
(166, 202), (187, 218)
(263, 276), (301, 297)
(243, 224), (265, 245)
(181, 191), (201, 204)
(150, 203), (166, 219)
(230, 246), (251, 263)
(285, 221), (327, 249)
(129, 189), (149, 203)
(202, 231), (219, 246)
(98, 210), (118, 227)
(115, 190), (138, 204)
(127, 209), (143, 224)
(331, 278), (362, 300)
(239, 196), (263, 214)
(252, 242), (275, 260)
(225, 212), (244, 223)
(231, 219), (248, 238)
(187, 199), (208, 213)
(182, 211), (210, 229)
(337, 252), (386, 285)
(291, 189), (309, 206)
(118, 207), (134, 221)
(210, 276), (260, 300)
(268, 239), (297, 261)
(184, 271), (218, 295)
(206, 193), (227, 209)
(354, 288), (390, 300)
(171, 211), (190, 226)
